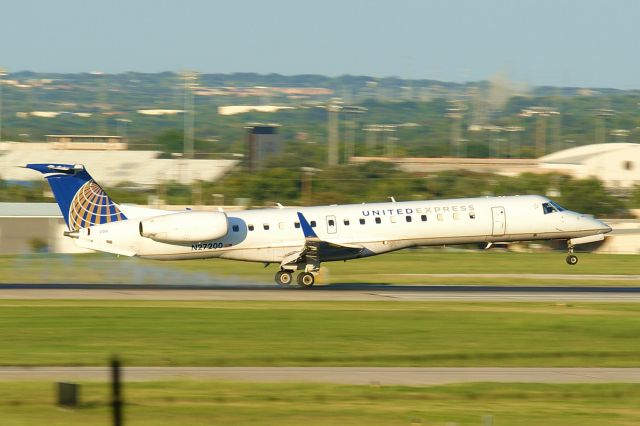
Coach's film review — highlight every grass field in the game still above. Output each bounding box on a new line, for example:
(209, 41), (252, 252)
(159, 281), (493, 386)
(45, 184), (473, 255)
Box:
(1, 300), (640, 367)
(2, 381), (640, 425)
(1, 250), (639, 285)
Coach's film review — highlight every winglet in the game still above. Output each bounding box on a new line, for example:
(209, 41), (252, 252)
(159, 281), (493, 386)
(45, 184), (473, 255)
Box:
(297, 212), (318, 239)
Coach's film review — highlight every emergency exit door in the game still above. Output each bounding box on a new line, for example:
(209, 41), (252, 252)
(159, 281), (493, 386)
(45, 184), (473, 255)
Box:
(326, 215), (337, 234)
(491, 206), (506, 236)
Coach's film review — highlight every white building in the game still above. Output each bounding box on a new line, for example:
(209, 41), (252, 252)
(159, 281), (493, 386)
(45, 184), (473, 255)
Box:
(0, 142), (240, 186)
(539, 143), (640, 189)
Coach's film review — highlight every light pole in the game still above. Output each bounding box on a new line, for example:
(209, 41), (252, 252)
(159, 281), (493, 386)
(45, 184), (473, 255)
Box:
(595, 108), (615, 144)
(301, 167), (321, 206)
(0, 67), (6, 142)
(503, 126), (525, 158)
(363, 125), (378, 155)
(90, 71), (107, 134)
(363, 124), (397, 157)
(446, 100), (465, 157)
(520, 107), (559, 157)
(327, 99), (342, 166)
(115, 118), (131, 140)
(340, 105), (366, 162)
(181, 71), (199, 159)
(610, 128), (630, 143)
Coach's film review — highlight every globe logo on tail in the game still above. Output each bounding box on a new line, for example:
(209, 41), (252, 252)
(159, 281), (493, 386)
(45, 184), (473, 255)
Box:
(69, 180), (126, 230)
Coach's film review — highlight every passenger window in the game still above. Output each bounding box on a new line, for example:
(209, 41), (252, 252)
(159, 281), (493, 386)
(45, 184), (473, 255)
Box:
(421, 214), (427, 222)
(359, 218), (366, 225)
(469, 212), (476, 219)
(232, 225), (239, 232)
(406, 215), (412, 223)
(375, 217), (382, 224)
(328, 219), (335, 226)
(248, 224), (254, 231)
(437, 214), (443, 221)
(294, 222), (300, 228)
(279, 222), (285, 230)
(453, 213), (459, 220)
(310, 220), (317, 228)
(343, 219), (350, 226)
(390, 216), (397, 223)
(263, 224), (269, 230)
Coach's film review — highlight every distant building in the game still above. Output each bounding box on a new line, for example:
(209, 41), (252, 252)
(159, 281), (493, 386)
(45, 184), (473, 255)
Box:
(0, 203), (86, 254)
(352, 143), (640, 190)
(539, 143), (640, 189)
(0, 142), (239, 186)
(45, 134), (127, 150)
(246, 124), (282, 171)
(349, 156), (540, 177)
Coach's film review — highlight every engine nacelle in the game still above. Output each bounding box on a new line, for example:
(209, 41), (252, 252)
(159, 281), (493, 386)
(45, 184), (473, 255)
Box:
(139, 211), (228, 243)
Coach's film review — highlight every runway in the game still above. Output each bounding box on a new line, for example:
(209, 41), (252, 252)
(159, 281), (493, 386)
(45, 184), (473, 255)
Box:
(1, 283), (640, 301)
(2, 367), (640, 385)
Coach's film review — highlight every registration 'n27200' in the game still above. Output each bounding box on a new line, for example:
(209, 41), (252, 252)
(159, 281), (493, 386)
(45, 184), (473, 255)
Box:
(192, 242), (223, 250)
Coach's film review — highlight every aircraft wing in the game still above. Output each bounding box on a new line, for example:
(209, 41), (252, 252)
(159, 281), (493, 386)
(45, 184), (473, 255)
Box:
(281, 212), (364, 268)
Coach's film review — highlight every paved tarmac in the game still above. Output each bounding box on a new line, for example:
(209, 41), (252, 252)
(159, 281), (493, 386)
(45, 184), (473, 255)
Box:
(2, 367), (640, 385)
(1, 283), (640, 301)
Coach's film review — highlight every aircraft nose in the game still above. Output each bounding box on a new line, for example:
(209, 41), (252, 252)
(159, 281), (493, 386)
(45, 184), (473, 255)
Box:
(592, 217), (612, 234)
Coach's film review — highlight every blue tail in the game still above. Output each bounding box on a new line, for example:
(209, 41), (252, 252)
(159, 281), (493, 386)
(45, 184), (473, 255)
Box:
(25, 163), (127, 230)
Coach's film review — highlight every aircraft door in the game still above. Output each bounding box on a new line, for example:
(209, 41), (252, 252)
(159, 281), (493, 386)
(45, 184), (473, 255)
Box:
(326, 215), (337, 234)
(491, 206), (506, 236)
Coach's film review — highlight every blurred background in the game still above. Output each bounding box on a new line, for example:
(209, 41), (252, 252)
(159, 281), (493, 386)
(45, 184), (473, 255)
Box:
(2, 1), (640, 256)
(3, 2), (640, 425)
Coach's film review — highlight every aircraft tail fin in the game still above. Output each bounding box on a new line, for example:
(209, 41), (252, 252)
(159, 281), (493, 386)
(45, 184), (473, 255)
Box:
(24, 163), (127, 230)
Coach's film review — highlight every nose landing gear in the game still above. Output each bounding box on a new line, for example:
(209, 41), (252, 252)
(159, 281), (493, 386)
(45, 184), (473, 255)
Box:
(566, 242), (578, 265)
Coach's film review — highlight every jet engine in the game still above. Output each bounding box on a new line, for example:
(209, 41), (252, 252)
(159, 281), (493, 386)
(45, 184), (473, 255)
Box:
(139, 211), (228, 243)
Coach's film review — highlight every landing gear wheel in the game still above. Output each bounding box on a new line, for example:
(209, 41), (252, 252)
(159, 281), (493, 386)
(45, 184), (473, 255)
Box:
(275, 271), (293, 286)
(297, 272), (315, 288)
(566, 254), (578, 265)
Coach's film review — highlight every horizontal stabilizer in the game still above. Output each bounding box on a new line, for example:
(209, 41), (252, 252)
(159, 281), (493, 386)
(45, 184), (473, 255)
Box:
(75, 239), (136, 257)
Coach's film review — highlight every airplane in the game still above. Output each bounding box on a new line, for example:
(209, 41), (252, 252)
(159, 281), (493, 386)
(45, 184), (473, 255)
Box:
(25, 163), (612, 288)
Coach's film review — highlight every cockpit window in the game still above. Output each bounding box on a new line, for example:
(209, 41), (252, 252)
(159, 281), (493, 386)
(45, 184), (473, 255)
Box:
(542, 201), (566, 214)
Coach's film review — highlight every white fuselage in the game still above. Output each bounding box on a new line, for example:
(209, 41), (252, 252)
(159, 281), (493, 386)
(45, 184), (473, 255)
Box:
(75, 195), (611, 264)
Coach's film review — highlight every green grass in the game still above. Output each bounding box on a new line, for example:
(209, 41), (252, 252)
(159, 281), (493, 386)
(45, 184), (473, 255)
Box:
(2, 381), (640, 425)
(1, 300), (640, 367)
(0, 250), (639, 285)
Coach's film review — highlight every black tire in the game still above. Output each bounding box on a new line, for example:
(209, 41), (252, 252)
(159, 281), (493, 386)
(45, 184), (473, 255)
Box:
(275, 271), (292, 286)
(566, 255), (578, 265)
(297, 272), (315, 288)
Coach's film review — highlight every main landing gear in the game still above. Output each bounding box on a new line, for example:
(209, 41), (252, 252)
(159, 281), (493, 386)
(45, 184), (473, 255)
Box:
(275, 270), (316, 288)
(275, 270), (293, 286)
